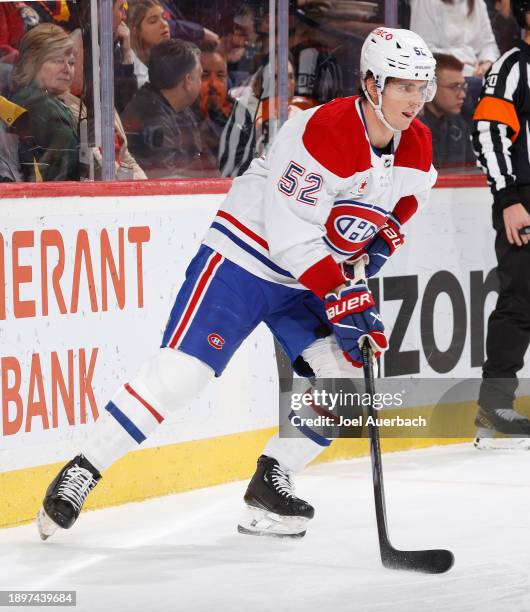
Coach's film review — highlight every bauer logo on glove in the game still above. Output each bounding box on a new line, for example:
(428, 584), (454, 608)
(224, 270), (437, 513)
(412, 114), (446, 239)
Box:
(325, 283), (388, 367)
(325, 290), (374, 321)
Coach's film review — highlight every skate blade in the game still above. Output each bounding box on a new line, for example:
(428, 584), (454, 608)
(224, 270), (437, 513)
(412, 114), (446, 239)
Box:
(237, 504), (309, 538)
(36, 508), (59, 541)
(474, 437), (530, 450)
(237, 524), (306, 538)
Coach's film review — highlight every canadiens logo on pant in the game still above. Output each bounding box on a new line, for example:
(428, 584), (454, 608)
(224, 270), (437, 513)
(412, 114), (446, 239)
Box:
(208, 333), (225, 349)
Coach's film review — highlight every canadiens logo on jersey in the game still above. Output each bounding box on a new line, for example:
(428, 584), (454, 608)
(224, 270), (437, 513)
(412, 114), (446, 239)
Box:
(324, 200), (387, 256)
(208, 333), (225, 349)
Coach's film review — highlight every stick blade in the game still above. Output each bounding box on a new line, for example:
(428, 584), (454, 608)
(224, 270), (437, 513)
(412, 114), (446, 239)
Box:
(382, 547), (455, 574)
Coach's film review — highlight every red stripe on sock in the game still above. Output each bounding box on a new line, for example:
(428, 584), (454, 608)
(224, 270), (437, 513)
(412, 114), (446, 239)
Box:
(124, 383), (164, 423)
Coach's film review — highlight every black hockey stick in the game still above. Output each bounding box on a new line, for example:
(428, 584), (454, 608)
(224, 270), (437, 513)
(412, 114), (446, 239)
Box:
(361, 342), (455, 574)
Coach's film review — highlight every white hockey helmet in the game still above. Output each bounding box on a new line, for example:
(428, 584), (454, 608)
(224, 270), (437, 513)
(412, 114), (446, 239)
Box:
(360, 28), (437, 131)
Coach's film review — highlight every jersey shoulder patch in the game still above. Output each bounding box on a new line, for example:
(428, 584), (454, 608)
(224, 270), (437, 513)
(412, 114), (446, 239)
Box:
(394, 118), (432, 172)
(302, 96), (371, 178)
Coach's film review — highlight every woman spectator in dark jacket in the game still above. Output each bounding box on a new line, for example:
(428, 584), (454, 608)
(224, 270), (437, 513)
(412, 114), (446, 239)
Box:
(9, 23), (81, 181)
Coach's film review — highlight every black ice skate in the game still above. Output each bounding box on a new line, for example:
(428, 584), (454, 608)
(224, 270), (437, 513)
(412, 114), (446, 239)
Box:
(474, 407), (530, 450)
(37, 454), (101, 540)
(237, 455), (314, 538)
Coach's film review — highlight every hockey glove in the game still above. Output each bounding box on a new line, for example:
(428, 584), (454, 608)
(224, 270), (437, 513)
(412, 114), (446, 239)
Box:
(325, 283), (388, 368)
(343, 219), (404, 279)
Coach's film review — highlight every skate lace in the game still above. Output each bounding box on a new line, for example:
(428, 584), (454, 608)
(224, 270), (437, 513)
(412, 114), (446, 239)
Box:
(496, 409), (526, 422)
(57, 465), (97, 513)
(270, 465), (295, 498)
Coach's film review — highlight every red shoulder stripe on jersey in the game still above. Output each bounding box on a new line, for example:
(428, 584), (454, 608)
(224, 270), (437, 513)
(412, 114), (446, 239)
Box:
(302, 97), (371, 179)
(394, 119), (432, 172)
(473, 96), (520, 142)
(392, 195), (418, 225)
(299, 255), (345, 298)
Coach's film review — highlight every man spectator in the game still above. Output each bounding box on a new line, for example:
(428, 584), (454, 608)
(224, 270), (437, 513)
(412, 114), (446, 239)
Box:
(420, 53), (476, 169)
(193, 42), (232, 175)
(113, 0), (138, 113)
(121, 39), (203, 178)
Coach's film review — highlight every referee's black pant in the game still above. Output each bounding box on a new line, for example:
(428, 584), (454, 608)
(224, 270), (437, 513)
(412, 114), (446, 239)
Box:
(478, 199), (530, 410)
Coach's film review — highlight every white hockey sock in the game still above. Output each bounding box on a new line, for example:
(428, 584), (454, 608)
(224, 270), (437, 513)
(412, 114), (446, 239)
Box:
(81, 381), (164, 472)
(263, 433), (329, 473)
(81, 348), (214, 473)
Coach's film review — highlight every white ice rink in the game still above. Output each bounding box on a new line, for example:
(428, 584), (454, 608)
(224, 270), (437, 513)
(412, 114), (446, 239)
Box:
(2, 443), (530, 612)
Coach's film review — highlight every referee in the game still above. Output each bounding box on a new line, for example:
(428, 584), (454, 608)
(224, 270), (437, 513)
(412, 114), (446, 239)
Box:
(472, 0), (530, 443)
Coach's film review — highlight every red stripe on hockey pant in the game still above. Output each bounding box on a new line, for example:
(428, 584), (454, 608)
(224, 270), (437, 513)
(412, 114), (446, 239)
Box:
(216, 210), (269, 250)
(169, 252), (223, 348)
(124, 382), (164, 424)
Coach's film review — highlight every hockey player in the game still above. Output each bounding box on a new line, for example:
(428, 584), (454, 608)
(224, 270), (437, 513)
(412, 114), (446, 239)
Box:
(37, 28), (437, 540)
(472, 0), (530, 449)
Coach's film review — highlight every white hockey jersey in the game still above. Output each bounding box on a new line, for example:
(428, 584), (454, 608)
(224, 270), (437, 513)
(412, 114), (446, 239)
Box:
(203, 96), (437, 298)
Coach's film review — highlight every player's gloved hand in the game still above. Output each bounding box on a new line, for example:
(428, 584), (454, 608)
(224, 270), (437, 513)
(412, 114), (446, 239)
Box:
(343, 219), (404, 279)
(325, 282), (388, 368)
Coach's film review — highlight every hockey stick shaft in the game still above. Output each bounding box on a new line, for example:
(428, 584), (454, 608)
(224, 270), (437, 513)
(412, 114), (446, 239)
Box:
(361, 342), (392, 556)
(361, 340), (455, 573)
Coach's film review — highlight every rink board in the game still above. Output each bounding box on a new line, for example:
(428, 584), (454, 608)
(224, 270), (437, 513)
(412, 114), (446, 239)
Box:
(0, 183), (523, 528)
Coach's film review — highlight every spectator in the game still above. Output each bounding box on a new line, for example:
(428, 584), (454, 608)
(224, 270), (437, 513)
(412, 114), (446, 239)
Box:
(121, 39), (203, 178)
(290, 3), (344, 105)
(219, 58), (300, 177)
(0, 3), (27, 65)
(485, 0), (521, 55)
(193, 42), (232, 174)
(9, 23), (82, 181)
(60, 90), (147, 180)
(217, 3), (257, 88)
(420, 53), (476, 169)
(411, 0), (500, 122)
(160, 0), (220, 47)
(113, 0), (138, 113)
(0, 95), (24, 181)
(410, 0), (499, 78)
(128, 0), (170, 87)
(32, 1), (79, 31)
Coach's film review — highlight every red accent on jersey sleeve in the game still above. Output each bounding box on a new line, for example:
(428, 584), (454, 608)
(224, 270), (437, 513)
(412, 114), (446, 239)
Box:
(302, 97), (371, 178)
(299, 255), (346, 298)
(394, 119), (432, 172)
(392, 195), (418, 225)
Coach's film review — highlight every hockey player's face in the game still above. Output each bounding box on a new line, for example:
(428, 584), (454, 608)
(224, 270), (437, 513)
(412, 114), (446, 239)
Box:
(382, 79), (428, 129)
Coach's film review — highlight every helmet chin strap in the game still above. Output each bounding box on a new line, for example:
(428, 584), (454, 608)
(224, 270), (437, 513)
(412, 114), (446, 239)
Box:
(362, 82), (402, 133)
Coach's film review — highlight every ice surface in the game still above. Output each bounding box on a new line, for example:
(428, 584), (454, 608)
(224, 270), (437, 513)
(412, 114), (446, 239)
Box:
(2, 443), (530, 612)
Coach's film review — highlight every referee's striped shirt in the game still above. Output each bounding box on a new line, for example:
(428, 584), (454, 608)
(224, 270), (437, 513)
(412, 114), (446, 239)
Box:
(473, 44), (530, 209)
